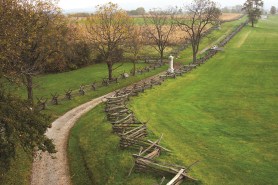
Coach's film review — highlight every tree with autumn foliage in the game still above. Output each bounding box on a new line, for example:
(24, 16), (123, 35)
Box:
(242, 0), (264, 27)
(0, 0), (59, 174)
(86, 2), (133, 80)
(0, 0), (67, 105)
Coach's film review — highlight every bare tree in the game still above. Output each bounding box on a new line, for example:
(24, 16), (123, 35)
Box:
(143, 9), (176, 63)
(126, 26), (144, 76)
(175, 0), (221, 63)
(86, 2), (133, 80)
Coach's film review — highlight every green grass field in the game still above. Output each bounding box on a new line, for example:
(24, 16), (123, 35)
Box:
(13, 62), (148, 98)
(68, 16), (278, 185)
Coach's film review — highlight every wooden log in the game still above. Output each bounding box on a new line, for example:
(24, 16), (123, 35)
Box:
(120, 124), (146, 136)
(64, 89), (72, 100)
(108, 93), (129, 99)
(147, 140), (171, 152)
(139, 135), (163, 156)
(51, 93), (59, 105)
(133, 157), (197, 181)
(105, 105), (127, 112)
(144, 148), (160, 159)
(159, 177), (166, 185)
(79, 85), (85, 95)
(167, 169), (185, 185)
(124, 126), (147, 139)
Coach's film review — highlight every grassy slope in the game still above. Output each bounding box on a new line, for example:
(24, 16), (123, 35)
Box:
(69, 105), (160, 185)
(14, 63), (148, 98)
(68, 17), (262, 185)
(130, 16), (278, 184)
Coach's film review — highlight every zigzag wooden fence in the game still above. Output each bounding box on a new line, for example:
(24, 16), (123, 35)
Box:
(104, 72), (200, 183)
(103, 18), (248, 184)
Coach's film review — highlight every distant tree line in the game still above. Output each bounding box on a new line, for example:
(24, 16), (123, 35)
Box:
(221, 5), (244, 13)
(126, 7), (146, 15)
(67, 12), (91, 17)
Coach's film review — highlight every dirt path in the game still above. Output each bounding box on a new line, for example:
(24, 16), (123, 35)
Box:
(30, 92), (114, 185)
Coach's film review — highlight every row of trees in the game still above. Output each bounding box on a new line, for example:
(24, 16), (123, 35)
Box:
(87, 0), (222, 81)
(222, 5), (244, 13)
(1, 0), (264, 105)
(87, 0), (266, 82)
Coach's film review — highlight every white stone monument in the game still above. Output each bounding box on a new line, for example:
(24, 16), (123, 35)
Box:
(168, 55), (174, 73)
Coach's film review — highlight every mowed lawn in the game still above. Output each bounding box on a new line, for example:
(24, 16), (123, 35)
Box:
(129, 16), (278, 184)
(13, 62), (149, 99)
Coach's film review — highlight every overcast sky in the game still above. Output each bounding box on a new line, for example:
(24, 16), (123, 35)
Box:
(58, 0), (277, 11)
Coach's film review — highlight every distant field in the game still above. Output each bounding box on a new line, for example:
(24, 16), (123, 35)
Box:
(73, 13), (242, 25)
(220, 13), (242, 21)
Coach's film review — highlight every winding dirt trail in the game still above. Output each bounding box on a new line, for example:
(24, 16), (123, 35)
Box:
(30, 92), (114, 185)
(30, 71), (166, 185)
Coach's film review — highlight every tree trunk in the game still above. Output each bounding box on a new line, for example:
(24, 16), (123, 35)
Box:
(191, 41), (197, 63)
(160, 50), (164, 64)
(192, 44), (197, 63)
(26, 74), (33, 105)
(107, 62), (113, 80)
(252, 20), (254, 27)
(132, 61), (136, 76)
(193, 52), (197, 63)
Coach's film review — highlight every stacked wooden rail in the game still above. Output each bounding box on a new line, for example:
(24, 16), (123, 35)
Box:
(104, 76), (165, 148)
(104, 76), (199, 184)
